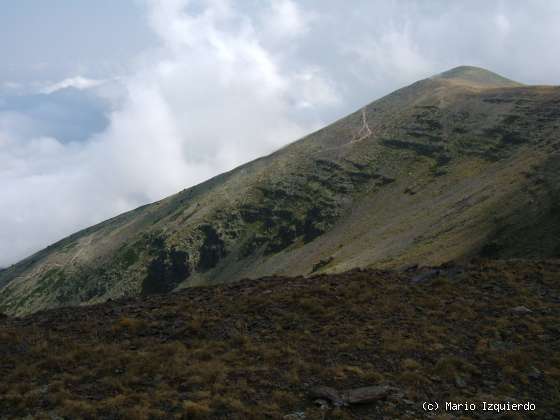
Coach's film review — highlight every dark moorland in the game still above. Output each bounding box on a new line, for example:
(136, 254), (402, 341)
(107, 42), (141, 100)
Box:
(1, 259), (559, 419)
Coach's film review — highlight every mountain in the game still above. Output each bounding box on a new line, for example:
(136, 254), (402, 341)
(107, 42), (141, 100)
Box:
(1, 259), (559, 418)
(2, 65), (560, 316)
(434, 65), (522, 87)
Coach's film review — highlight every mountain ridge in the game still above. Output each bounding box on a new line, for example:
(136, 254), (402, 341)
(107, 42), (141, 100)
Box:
(2, 66), (560, 316)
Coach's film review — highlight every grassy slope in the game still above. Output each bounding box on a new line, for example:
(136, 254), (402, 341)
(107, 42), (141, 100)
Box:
(436, 65), (522, 88)
(1, 67), (560, 316)
(1, 259), (559, 419)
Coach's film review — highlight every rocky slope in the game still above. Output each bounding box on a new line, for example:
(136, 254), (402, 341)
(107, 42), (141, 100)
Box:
(1, 259), (559, 419)
(1, 66), (560, 316)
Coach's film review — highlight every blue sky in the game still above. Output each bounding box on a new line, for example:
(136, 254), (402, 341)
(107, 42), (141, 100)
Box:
(1, 0), (560, 267)
(0, 0), (155, 86)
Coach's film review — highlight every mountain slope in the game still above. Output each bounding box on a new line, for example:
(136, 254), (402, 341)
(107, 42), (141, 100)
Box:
(2, 66), (560, 316)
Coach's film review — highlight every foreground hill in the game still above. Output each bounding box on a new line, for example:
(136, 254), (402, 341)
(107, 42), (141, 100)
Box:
(1, 259), (559, 418)
(2, 66), (560, 316)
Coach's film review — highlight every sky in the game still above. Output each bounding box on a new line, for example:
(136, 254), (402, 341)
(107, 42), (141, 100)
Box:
(1, 0), (560, 267)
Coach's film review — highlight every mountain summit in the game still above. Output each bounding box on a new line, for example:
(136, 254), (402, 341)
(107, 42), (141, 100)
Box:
(1, 66), (559, 316)
(434, 65), (522, 87)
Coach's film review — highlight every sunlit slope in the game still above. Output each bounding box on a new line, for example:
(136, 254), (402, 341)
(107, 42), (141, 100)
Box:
(1, 66), (559, 316)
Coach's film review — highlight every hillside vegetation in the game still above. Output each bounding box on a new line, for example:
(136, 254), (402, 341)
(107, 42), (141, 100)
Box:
(1, 66), (560, 316)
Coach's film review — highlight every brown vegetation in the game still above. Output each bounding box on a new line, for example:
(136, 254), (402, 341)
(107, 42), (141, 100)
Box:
(0, 259), (559, 419)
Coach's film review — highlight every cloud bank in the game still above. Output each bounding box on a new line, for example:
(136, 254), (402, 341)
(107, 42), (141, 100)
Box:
(1, 0), (560, 266)
(0, 0), (335, 266)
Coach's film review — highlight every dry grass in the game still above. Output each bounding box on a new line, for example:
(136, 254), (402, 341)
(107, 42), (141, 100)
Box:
(0, 259), (558, 418)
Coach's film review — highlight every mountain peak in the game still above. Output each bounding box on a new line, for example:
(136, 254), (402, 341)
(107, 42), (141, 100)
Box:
(2, 64), (559, 317)
(433, 65), (522, 88)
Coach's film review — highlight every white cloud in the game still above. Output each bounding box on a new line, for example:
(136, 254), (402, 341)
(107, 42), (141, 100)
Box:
(0, 0), (337, 266)
(494, 14), (511, 36)
(40, 76), (107, 94)
(262, 0), (311, 40)
(342, 24), (435, 89)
